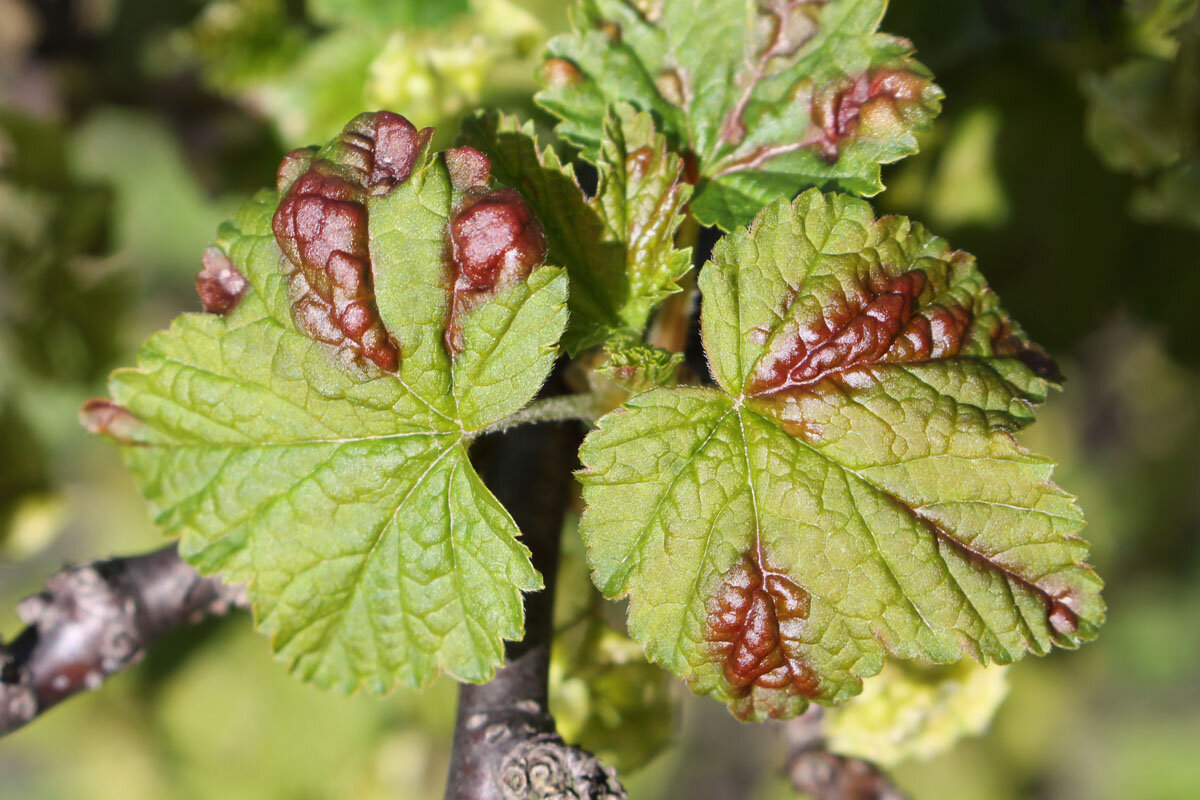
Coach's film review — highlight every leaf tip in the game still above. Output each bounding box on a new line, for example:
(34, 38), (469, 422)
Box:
(195, 246), (248, 315)
(79, 398), (143, 446)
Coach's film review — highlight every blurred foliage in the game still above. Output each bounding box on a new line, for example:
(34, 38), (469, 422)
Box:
(824, 660), (1010, 769)
(172, 0), (557, 147)
(1, 0), (1199, 799)
(550, 520), (676, 773)
(1082, 0), (1200, 229)
(0, 111), (120, 384)
(0, 109), (118, 550)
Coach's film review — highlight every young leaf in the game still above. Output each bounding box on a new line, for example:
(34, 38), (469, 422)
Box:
(538, 0), (943, 230)
(578, 190), (1103, 721)
(595, 341), (683, 393)
(459, 107), (692, 353)
(88, 112), (568, 693)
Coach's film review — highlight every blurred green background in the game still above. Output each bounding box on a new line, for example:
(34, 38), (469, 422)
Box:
(1, 1), (1198, 798)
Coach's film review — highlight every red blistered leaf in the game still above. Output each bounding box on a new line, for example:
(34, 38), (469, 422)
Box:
(444, 188), (548, 355)
(807, 69), (933, 164)
(272, 111), (433, 372)
(708, 557), (821, 719)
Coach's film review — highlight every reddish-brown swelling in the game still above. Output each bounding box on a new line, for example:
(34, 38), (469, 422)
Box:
(195, 247), (248, 314)
(272, 111), (433, 372)
(809, 68), (928, 163)
(450, 189), (546, 289)
(444, 188), (547, 356)
(708, 558), (820, 709)
(748, 270), (973, 397)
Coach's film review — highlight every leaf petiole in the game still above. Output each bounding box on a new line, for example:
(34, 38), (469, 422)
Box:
(476, 393), (609, 436)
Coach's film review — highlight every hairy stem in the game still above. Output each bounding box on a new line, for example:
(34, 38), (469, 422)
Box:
(0, 543), (246, 736)
(784, 707), (909, 800)
(445, 410), (623, 799)
(477, 393), (608, 437)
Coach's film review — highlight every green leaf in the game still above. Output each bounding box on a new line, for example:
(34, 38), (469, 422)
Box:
(537, 0), (942, 230)
(595, 341), (682, 393)
(824, 659), (1010, 768)
(578, 190), (1102, 721)
(459, 107), (692, 353)
(100, 126), (569, 692)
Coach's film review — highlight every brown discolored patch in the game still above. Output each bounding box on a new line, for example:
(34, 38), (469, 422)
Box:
(272, 111), (433, 372)
(444, 147), (492, 193)
(707, 557), (820, 702)
(444, 188), (547, 356)
(656, 68), (686, 107)
(808, 68), (930, 163)
(195, 247), (248, 314)
(542, 57), (583, 88)
(79, 399), (143, 446)
(718, 0), (822, 147)
(598, 20), (621, 43)
(1042, 583), (1083, 637)
(992, 320), (1064, 382)
(747, 269), (975, 397)
(626, 146), (655, 180)
(927, 516), (1087, 640)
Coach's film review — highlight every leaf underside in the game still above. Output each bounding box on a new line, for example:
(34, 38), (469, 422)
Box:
(537, 0), (943, 230)
(578, 189), (1102, 721)
(108, 127), (568, 693)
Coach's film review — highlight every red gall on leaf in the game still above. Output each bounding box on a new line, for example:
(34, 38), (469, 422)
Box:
(444, 186), (548, 356)
(744, 257), (1058, 437)
(195, 246), (248, 314)
(542, 57), (584, 88)
(808, 69), (931, 164)
(708, 557), (821, 720)
(272, 111), (433, 372)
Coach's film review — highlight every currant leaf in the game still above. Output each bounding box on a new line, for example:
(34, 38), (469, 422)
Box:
(537, 0), (943, 230)
(90, 112), (569, 693)
(459, 107), (692, 353)
(577, 190), (1103, 721)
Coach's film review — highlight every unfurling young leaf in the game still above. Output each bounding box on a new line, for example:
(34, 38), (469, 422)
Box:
(578, 189), (1103, 721)
(537, 0), (943, 230)
(459, 107), (692, 353)
(85, 111), (569, 693)
(595, 341), (683, 394)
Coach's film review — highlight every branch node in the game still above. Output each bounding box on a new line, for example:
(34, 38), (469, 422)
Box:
(499, 733), (624, 800)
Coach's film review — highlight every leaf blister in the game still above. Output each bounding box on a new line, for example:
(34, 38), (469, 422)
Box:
(579, 190), (1102, 720)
